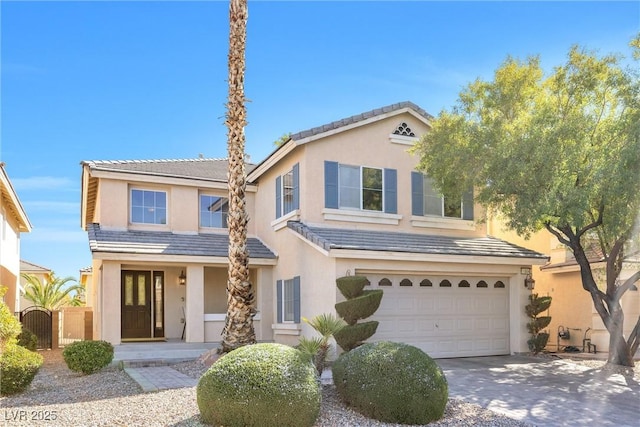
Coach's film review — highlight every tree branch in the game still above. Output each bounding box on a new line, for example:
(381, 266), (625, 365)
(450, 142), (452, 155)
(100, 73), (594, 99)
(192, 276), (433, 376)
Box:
(628, 315), (640, 357)
(614, 270), (640, 301)
(607, 237), (626, 294)
(576, 203), (604, 239)
(544, 222), (571, 246)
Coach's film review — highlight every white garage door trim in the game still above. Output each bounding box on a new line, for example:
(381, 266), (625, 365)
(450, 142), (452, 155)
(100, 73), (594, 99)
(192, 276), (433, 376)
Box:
(365, 274), (510, 358)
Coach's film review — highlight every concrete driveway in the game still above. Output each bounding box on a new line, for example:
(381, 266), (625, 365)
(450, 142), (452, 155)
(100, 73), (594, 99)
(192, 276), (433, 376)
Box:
(437, 355), (639, 427)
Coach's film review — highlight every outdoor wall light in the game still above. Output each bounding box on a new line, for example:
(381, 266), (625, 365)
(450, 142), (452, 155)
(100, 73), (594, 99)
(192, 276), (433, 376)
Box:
(524, 275), (535, 290)
(178, 271), (187, 286)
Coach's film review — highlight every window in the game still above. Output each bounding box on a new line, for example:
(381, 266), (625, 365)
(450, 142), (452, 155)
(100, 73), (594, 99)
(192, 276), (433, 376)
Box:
(400, 278), (413, 287)
(494, 281), (506, 288)
(324, 161), (397, 213)
(458, 280), (471, 288)
(439, 280), (452, 287)
(200, 195), (228, 228)
(378, 278), (392, 287)
(131, 189), (167, 224)
(420, 279), (433, 287)
(477, 280), (488, 288)
(276, 163), (299, 218)
(277, 277), (300, 323)
(411, 172), (473, 220)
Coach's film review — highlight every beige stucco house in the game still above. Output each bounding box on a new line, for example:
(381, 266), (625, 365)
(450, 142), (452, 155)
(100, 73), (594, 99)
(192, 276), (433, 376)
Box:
(80, 102), (548, 357)
(0, 163), (32, 314)
(18, 259), (52, 311)
(488, 221), (640, 355)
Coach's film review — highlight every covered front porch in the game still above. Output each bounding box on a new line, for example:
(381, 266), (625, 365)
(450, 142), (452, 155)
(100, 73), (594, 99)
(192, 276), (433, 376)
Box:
(93, 260), (274, 345)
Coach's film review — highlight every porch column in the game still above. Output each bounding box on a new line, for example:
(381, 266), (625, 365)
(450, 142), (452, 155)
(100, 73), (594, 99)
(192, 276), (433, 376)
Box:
(185, 265), (205, 342)
(101, 261), (121, 345)
(509, 272), (530, 355)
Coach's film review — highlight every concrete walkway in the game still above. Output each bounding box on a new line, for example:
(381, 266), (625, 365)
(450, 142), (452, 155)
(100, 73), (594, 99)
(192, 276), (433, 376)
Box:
(114, 341), (219, 393)
(124, 366), (198, 392)
(438, 355), (640, 427)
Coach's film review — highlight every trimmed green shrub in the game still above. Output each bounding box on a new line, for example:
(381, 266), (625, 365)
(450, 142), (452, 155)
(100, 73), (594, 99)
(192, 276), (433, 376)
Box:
(336, 275), (368, 299)
(333, 321), (378, 351)
(197, 343), (321, 427)
(62, 340), (114, 374)
(334, 275), (383, 352)
(526, 293), (552, 354)
(17, 328), (38, 352)
(0, 343), (43, 395)
(0, 287), (21, 352)
(332, 341), (448, 425)
(335, 290), (383, 325)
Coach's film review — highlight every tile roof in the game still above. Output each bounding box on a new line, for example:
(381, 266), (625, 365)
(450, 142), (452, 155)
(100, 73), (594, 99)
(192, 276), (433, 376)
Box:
(289, 101), (433, 141)
(288, 222), (548, 260)
(20, 260), (51, 272)
(82, 158), (257, 183)
(87, 224), (276, 259)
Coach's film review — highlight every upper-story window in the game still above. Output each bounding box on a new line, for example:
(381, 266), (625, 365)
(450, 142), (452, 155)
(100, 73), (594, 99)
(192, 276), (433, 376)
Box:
(200, 195), (228, 228)
(411, 172), (473, 220)
(325, 161), (397, 214)
(275, 163), (299, 218)
(131, 189), (167, 225)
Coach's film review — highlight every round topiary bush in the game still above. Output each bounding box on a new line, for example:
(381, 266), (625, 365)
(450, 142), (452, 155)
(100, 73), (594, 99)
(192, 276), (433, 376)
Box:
(0, 343), (43, 395)
(197, 343), (321, 427)
(62, 340), (114, 374)
(332, 341), (448, 425)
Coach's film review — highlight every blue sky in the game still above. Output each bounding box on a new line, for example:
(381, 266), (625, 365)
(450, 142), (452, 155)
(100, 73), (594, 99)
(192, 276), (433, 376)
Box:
(1, 1), (638, 281)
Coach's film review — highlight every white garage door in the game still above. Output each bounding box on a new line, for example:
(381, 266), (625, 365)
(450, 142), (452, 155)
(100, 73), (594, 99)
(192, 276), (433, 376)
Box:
(366, 274), (510, 358)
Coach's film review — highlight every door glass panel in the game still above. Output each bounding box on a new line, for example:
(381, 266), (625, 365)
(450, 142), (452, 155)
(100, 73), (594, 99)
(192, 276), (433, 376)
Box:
(154, 275), (163, 330)
(137, 275), (146, 306)
(124, 275), (134, 306)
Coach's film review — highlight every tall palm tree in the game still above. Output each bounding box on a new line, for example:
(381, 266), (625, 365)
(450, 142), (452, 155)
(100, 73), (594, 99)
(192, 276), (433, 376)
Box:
(221, 0), (255, 353)
(21, 273), (83, 310)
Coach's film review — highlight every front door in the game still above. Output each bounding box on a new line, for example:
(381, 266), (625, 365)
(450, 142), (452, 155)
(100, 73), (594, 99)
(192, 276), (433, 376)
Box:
(122, 271), (152, 339)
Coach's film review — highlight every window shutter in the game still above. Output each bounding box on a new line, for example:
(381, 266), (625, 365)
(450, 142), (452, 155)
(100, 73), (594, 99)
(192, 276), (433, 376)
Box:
(383, 168), (397, 214)
(462, 188), (474, 220)
(324, 161), (339, 209)
(411, 171), (424, 216)
(293, 276), (301, 323)
(276, 280), (283, 323)
(275, 176), (282, 218)
(292, 163), (300, 210)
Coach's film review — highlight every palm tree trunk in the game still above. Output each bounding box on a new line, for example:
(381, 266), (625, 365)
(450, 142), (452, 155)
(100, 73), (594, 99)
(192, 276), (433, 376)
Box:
(221, 0), (255, 353)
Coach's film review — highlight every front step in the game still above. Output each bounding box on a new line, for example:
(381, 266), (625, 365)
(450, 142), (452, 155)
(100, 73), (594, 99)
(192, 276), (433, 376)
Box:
(121, 359), (169, 368)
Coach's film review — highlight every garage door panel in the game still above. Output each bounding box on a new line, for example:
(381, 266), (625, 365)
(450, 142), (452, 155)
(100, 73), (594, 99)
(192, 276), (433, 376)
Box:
(368, 274), (510, 358)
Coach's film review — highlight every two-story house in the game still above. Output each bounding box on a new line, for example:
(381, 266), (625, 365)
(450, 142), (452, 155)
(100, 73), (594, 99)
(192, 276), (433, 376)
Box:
(81, 102), (548, 358)
(0, 163), (32, 314)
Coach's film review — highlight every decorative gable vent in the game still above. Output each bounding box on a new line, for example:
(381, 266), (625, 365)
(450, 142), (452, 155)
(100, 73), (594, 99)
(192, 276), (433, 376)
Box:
(393, 122), (415, 137)
(389, 122), (419, 145)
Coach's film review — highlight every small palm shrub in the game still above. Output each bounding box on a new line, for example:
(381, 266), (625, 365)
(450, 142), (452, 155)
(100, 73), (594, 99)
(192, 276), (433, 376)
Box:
(297, 313), (345, 375)
(197, 343), (321, 427)
(332, 341), (448, 425)
(62, 340), (114, 374)
(0, 343), (43, 395)
(17, 328), (38, 352)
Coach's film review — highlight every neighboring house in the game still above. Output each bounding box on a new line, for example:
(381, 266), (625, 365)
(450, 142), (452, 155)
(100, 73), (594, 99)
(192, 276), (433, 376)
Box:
(487, 221), (640, 354)
(78, 266), (92, 306)
(19, 259), (52, 311)
(0, 163), (32, 314)
(80, 101), (548, 357)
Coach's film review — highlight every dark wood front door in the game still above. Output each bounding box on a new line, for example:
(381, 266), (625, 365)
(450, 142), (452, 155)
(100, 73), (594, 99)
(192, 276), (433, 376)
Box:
(122, 271), (152, 339)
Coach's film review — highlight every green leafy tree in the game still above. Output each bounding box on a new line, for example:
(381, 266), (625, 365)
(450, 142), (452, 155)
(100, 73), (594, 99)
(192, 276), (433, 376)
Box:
(21, 273), (83, 310)
(413, 36), (640, 367)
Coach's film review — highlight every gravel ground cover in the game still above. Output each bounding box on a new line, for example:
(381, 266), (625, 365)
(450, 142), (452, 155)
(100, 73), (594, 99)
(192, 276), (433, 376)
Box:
(2, 349), (637, 427)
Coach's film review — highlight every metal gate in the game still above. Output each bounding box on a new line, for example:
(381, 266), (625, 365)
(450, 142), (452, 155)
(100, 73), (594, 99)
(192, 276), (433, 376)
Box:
(20, 306), (52, 349)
